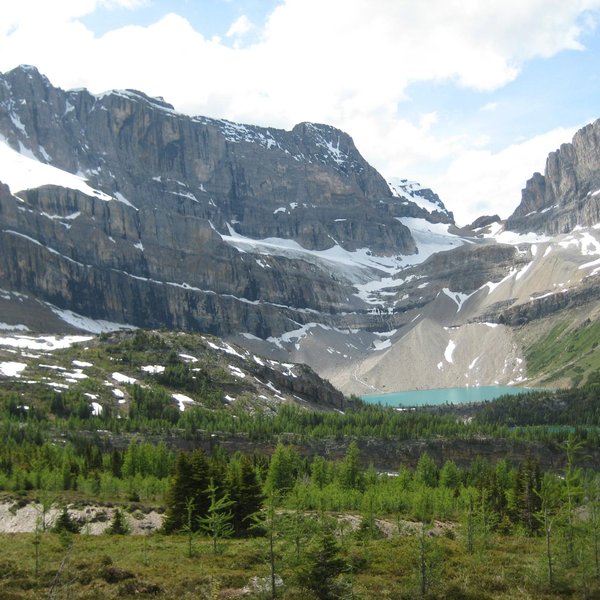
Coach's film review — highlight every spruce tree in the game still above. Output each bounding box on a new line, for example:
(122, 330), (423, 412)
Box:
(439, 459), (461, 490)
(107, 508), (130, 535)
(298, 528), (346, 600)
(227, 455), (263, 536)
(562, 436), (584, 567)
(53, 506), (80, 534)
(163, 449), (210, 533)
(514, 456), (542, 534)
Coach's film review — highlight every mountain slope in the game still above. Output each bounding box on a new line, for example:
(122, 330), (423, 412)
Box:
(0, 329), (350, 416)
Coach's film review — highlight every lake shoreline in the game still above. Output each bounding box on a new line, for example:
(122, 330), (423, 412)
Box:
(361, 385), (540, 407)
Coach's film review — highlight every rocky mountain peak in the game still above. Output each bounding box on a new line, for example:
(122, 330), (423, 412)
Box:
(387, 178), (454, 224)
(507, 119), (600, 234)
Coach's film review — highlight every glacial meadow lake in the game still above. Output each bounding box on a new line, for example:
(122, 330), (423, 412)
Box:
(361, 385), (537, 407)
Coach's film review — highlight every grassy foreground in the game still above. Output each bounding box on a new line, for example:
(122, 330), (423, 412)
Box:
(1, 526), (597, 599)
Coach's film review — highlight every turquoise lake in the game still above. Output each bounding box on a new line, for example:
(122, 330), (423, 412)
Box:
(361, 386), (536, 407)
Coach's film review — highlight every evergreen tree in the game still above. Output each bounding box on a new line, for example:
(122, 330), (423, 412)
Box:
(460, 487), (478, 554)
(439, 459), (461, 490)
(53, 506), (80, 534)
(536, 473), (562, 587)
(109, 449), (123, 478)
(298, 528), (346, 600)
(251, 492), (281, 600)
(265, 443), (299, 495)
(562, 436), (584, 567)
(585, 475), (600, 579)
(513, 456), (542, 533)
(163, 449), (210, 533)
(107, 508), (130, 535)
(414, 452), (438, 488)
(310, 455), (330, 489)
(182, 497), (196, 558)
(198, 479), (235, 554)
(338, 441), (363, 490)
(227, 455), (263, 536)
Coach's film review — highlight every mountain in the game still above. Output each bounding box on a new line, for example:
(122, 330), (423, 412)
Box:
(506, 119), (600, 234)
(2, 65), (600, 395)
(0, 65), (458, 339)
(0, 328), (351, 417)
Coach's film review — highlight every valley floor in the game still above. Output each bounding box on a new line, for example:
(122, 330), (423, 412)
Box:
(0, 521), (597, 599)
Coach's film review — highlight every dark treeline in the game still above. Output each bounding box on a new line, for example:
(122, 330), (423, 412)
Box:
(474, 376), (600, 428)
(6, 386), (600, 446)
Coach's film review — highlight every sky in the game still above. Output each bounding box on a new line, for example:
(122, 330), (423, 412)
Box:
(2, 0), (600, 225)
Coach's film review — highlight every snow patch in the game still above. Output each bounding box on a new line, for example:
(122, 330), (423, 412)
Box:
(0, 361), (26, 377)
(228, 365), (246, 379)
(0, 138), (112, 201)
(396, 218), (468, 268)
(48, 305), (134, 333)
(0, 334), (92, 351)
(73, 360), (93, 368)
(141, 365), (165, 374)
(172, 393), (195, 411)
(441, 288), (473, 312)
(178, 353), (198, 363)
(112, 372), (137, 385)
(468, 356), (480, 370)
(444, 340), (456, 363)
(388, 179), (449, 216)
(0, 323), (29, 332)
(114, 192), (137, 210)
(372, 338), (392, 351)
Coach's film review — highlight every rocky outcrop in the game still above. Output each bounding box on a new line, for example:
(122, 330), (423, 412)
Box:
(479, 274), (600, 326)
(387, 178), (454, 224)
(388, 243), (526, 317)
(507, 120), (600, 234)
(410, 243), (522, 293)
(468, 214), (500, 230)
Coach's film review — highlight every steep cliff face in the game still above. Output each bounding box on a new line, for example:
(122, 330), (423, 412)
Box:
(507, 120), (600, 234)
(0, 65), (442, 337)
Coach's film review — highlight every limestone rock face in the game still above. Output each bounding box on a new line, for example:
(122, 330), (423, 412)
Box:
(0, 65), (438, 336)
(507, 120), (600, 234)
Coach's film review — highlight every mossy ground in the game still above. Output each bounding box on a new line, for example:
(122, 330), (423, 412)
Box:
(523, 314), (600, 387)
(0, 526), (597, 599)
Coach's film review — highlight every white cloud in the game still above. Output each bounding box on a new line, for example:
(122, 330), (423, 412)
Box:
(0, 0), (598, 222)
(226, 15), (253, 38)
(429, 126), (579, 226)
(0, 0), (145, 34)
